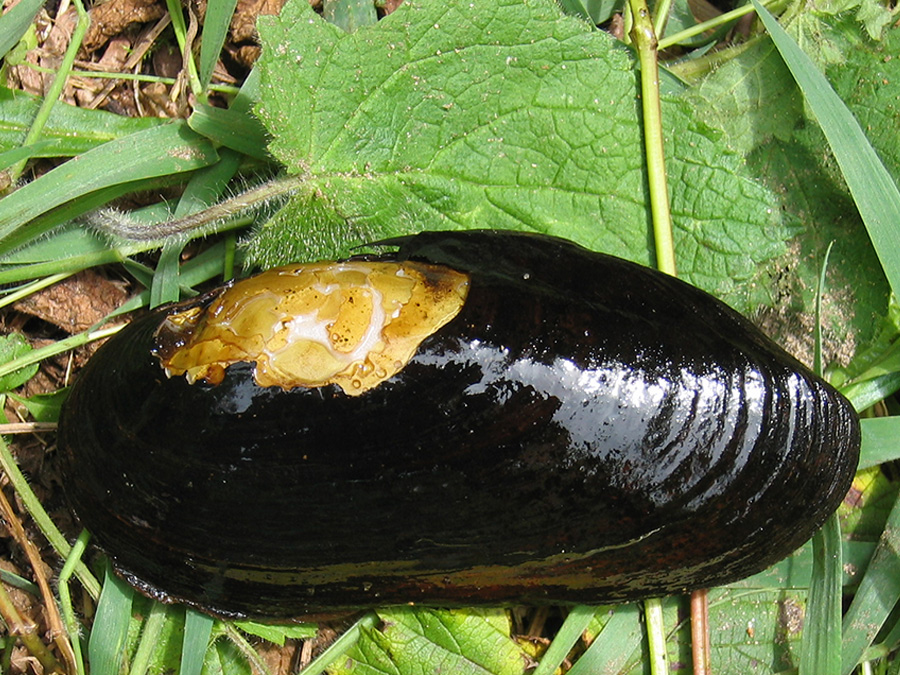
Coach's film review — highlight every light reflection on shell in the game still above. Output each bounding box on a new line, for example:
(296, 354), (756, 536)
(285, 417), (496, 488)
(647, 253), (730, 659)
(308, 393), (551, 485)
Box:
(58, 230), (860, 620)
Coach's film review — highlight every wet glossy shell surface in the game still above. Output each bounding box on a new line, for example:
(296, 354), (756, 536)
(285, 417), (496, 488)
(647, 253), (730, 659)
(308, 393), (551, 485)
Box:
(58, 230), (860, 619)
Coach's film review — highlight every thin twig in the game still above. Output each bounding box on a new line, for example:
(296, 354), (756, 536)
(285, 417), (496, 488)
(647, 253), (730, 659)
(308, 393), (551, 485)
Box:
(0, 437), (102, 600)
(0, 423), (59, 435)
(84, 14), (172, 110)
(0, 486), (73, 673)
(690, 589), (711, 675)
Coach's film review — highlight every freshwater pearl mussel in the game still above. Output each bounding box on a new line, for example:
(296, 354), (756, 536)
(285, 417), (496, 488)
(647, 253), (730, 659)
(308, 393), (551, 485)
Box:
(58, 230), (860, 620)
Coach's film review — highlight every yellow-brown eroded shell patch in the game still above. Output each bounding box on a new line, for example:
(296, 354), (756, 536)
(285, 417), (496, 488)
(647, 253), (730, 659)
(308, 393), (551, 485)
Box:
(153, 261), (470, 395)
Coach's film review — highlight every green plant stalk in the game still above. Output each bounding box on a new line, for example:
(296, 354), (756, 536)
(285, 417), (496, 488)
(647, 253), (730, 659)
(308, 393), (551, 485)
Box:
(9, 0), (89, 183)
(0, 582), (62, 673)
(0, 436), (101, 598)
(0, 324), (123, 382)
(644, 598), (668, 675)
(628, 0), (676, 277)
(58, 530), (90, 675)
(658, 0), (788, 50)
(20, 62), (241, 94)
(104, 175), (304, 243)
(130, 602), (169, 675)
(0, 273), (72, 310)
(223, 622), (274, 675)
(630, 2), (675, 669)
(164, 0), (204, 101)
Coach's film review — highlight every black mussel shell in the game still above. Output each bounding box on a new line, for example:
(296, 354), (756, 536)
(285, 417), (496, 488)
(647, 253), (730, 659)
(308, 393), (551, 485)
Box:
(58, 230), (860, 620)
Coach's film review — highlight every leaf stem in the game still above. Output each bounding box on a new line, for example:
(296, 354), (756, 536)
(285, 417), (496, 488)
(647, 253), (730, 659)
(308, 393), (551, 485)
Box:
(644, 598), (669, 675)
(58, 530), (91, 675)
(652, 0), (675, 43)
(658, 0), (788, 50)
(628, 0), (677, 277)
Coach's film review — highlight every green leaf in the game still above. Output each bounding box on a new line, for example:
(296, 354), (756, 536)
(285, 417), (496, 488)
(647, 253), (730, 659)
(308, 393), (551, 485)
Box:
(752, 0), (900, 298)
(251, 0), (790, 311)
(323, 0), (378, 32)
(8, 389), (67, 423)
(569, 604), (642, 674)
(233, 620), (316, 646)
(0, 333), (37, 392)
(688, 40), (803, 157)
(329, 608), (527, 675)
(860, 416), (900, 470)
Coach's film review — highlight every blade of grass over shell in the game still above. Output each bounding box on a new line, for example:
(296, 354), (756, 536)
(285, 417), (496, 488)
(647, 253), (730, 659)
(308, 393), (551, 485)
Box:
(751, 0), (900, 296)
(532, 605), (597, 675)
(799, 514), (842, 675)
(89, 564), (133, 675)
(798, 240), (840, 675)
(0, 325), (123, 383)
(841, 493), (900, 675)
(0, 122), (218, 257)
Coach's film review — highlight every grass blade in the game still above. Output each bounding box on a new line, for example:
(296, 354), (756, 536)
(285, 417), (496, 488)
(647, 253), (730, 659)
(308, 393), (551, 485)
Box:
(568, 604), (643, 674)
(841, 492), (900, 675)
(181, 609), (214, 675)
(750, 0), (900, 296)
(799, 513), (842, 674)
(0, 0), (44, 59)
(0, 122), (218, 256)
(88, 565), (133, 675)
(198, 0), (239, 90)
(532, 605), (596, 675)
